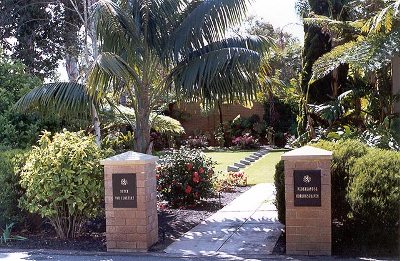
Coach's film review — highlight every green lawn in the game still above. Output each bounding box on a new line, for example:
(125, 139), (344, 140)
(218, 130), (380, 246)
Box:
(204, 151), (255, 174)
(204, 150), (283, 185)
(245, 152), (284, 184)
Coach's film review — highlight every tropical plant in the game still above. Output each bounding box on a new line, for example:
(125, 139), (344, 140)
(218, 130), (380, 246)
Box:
(16, 0), (271, 153)
(0, 223), (26, 244)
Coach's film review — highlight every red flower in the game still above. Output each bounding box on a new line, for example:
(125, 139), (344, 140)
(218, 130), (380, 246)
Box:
(199, 167), (205, 174)
(186, 163), (193, 171)
(192, 172), (200, 183)
(185, 185), (192, 194)
(156, 174), (160, 180)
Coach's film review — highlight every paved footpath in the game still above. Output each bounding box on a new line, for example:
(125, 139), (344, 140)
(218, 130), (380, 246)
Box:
(165, 183), (284, 257)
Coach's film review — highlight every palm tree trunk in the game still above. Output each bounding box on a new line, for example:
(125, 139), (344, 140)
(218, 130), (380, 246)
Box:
(134, 86), (152, 153)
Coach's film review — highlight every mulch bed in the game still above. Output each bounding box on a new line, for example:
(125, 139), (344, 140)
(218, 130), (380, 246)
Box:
(1, 187), (250, 252)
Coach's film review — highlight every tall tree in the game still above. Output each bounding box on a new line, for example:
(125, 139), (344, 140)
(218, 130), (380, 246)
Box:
(0, 0), (83, 80)
(16, 0), (271, 153)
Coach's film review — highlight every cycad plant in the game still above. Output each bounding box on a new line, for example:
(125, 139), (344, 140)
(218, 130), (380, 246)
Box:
(16, 0), (271, 153)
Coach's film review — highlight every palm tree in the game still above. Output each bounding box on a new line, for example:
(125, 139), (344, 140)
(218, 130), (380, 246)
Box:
(16, 0), (271, 153)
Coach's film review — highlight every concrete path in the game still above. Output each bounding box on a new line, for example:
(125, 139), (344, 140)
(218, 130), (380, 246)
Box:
(164, 183), (284, 256)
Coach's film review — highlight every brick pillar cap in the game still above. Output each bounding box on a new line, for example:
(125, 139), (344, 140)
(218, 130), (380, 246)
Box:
(282, 146), (333, 160)
(100, 151), (158, 166)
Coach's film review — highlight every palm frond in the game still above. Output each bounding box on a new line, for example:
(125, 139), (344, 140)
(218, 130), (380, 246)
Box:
(169, 47), (262, 105)
(169, 0), (251, 58)
(93, 0), (140, 54)
(87, 53), (138, 100)
(362, 0), (400, 34)
(304, 15), (364, 36)
(106, 105), (185, 134)
(311, 30), (400, 83)
(14, 82), (92, 116)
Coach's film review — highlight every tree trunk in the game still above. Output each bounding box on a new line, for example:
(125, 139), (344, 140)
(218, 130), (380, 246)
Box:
(392, 56), (400, 115)
(65, 54), (79, 82)
(134, 86), (152, 153)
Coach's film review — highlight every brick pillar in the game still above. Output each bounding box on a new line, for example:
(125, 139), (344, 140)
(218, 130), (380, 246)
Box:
(100, 151), (158, 252)
(282, 146), (333, 255)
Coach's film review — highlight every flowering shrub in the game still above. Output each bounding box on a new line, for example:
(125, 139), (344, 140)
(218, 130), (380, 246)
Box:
(214, 171), (248, 192)
(232, 133), (259, 149)
(156, 147), (215, 206)
(185, 135), (209, 148)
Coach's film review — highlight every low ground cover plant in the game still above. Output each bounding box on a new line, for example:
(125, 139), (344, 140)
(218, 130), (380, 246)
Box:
(19, 130), (112, 239)
(214, 171), (248, 192)
(156, 147), (215, 206)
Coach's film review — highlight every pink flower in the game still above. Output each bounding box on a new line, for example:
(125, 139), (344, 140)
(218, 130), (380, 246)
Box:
(192, 172), (200, 183)
(185, 185), (192, 194)
(199, 167), (205, 174)
(186, 163), (193, 171)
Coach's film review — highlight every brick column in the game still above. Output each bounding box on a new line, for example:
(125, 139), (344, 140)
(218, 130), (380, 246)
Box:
(100, 152), (158, 252)
(282, 146), (333, 255)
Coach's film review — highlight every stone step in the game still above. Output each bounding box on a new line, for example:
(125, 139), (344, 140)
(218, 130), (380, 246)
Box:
(254, 152), (263, 157)
(240, 159), (251, 165)
(234, 162), (246, 168)
(245, 157), (256, 162)
(251, 154), (260, 159)
(227, 165), (240, 172)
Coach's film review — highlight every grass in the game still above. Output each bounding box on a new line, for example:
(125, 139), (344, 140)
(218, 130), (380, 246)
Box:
(204, 150), (283, 185)
(245, 152), (284, 184)
(204, 150), (255, 174)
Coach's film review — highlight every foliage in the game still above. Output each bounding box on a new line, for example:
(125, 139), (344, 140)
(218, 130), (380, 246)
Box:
(156, 147), (215, 206)
(232, 133), (259, 149)
(273, 160), (285, 224)
(19, 130), (113, 239)
(185, 135), (209, 149)
(214, 171), (247, 192)
(214, 124), (225, 148)
(0, 223), (26, 244)
(347, 149), (400, 236)
(264, 97), (298, 135)
(228, 114), (266, 142)
(313, 139), (369, 221)
(102, 131), (135, 154)
(0, 0), (83, 79)
(0, 149), (29, 228)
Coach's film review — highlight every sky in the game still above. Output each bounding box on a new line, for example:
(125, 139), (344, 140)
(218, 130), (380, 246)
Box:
(248, 0), (304, 41)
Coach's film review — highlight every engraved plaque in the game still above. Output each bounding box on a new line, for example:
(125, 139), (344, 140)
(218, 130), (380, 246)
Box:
(112, 173), (137, 208)
(294, 170), (321, 206)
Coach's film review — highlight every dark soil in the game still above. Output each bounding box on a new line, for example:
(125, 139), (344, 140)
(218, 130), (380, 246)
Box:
(1, 187), (249, 252)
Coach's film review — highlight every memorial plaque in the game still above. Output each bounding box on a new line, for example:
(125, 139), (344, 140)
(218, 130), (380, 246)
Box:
(112, 173), (137, 208)
(294, 170), (321, 206)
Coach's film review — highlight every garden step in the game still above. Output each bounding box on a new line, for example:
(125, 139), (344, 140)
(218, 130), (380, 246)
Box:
(227, 165), (240, 172)
(245, 157), (256, 162)
(258, 150), (268, 155)
(254, 152), (263, 157)
(251, 154), (260, 159)
(240, 159), (251, 165)
(234, 162), (246, 168)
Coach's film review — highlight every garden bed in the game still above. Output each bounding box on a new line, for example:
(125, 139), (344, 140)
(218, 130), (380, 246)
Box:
(0, 187), (249, 252)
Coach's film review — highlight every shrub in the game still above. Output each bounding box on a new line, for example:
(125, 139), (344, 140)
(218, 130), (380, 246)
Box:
(214, 171), (247, 192)
(157, 147), (215, 206)
(185, 135), (209, 148)
(348, 149), (400, 236)
(313, 139), (369, 221)
(232, 133), (259, 149)
(0, 149), (29, 228)
(19, 130), (112, 239)
(274, 160), (285, 224)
